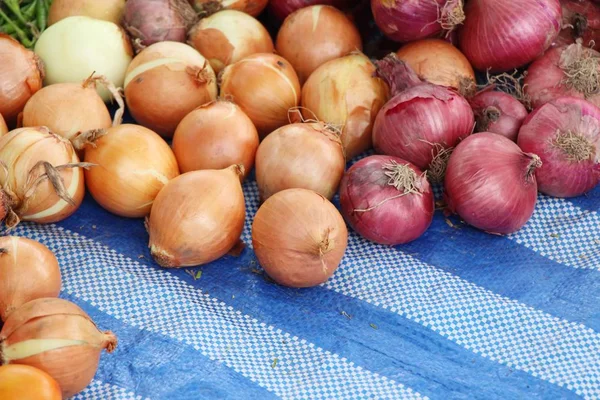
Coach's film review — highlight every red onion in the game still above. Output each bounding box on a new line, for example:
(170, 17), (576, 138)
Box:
(458, 0), (562, 72)
(524, 42), (600, 109)
(469, 89), (529, 142)
(444, 133), (542, 235)
(554, 0), (600, 50)
(269, 0), (358, 21)
(517, 96), (600, 197)
(339, 155), (434, 245)
(372, 54), (474, 182)
(371, 0), (464, 43)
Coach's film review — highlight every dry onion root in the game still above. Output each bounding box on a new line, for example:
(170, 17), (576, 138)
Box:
(0, 298), (118, 399)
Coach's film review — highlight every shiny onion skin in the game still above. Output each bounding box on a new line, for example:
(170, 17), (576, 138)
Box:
(371, 0), (465, 43)
(469, 89), (529, 142)
(458, 0), (562, 72)
(300, 52), (389, 159)
(188, 0), (268, 17)
(517, 97), (600, 197)
(339, 155), (434, 245)
(0, 365), (62, 400)
(275, 5), (362, 83)
(252, 188), (348, 288)
(0, 114), (7, 136)
(444, 133), (542, 235)
(554, 0), (600, 50)
(269, 0), (357, 21)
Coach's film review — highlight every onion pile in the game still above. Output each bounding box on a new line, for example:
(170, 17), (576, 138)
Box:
(554, 0), (600, 50)
(469, 89), (529, 142)
(48, 0), (126, 26)
(188, 0), (269, 17)
(0, 365), (61, 400)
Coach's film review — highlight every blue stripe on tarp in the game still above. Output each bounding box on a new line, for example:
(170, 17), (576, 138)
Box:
(563, 186), (600, 212)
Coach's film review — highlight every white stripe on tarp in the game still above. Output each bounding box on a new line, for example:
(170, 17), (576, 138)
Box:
(72, 379), (147, 400)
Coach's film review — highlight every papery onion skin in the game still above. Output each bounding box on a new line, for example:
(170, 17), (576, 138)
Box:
(275, 5), (362, 83)
(0, 114), (7, 136)
(301, 52), (389, 159)
(188, 10), (274, 74)
(0, 298), (117, 399)
(444, 133), (541, 234)
(0, 35), (44, 127)
(458, 0), (562, 72)
(339, 155), (434, 245)
(49, 0), (126, 26)
(148, 165), (246, 268)
(554, 0), (600, 50)
(172, 101), (259, 178)
(517, 96), (600, 197)
(252, 188), (348, 288)
(188, 0), (268, 17)
(0, 365), (62, 400)
(124, 41), (218, 138)
(0, 237), (61, 322)
(219, 53), (301, 138)
(469, 90), (529, 142)
(84, 124), (180, 218)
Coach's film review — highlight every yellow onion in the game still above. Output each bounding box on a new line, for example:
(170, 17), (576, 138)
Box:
(301, 53), (389, 159)
(0, 365), (62, 400)
(252, 188), (348, 288)
(172, 101), (259, 178)
(0, 35), (44, 127)
(188, 0), (269, 17)
(124, 41), (218, 138)
(148, 165), (246, 268)
(0, 298), (118, 399)
(83, 124), (180, 218)
(0, 237), (61, 322)
(255, 122), (346, 201)
(48, 0), (126, 26)
(220, 53), (301, 138)
(0, 115), (7, 136)
(0, 127), (88, 228)
(188, 10), (274, 74)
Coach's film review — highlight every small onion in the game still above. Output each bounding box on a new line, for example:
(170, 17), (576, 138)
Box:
(0, 236), (61, 321)
(219, 53), (301, 138)
(188, 10), (274, 74)
(84, 124), (180, 218)
(269, 0), (358, 21)
(255, 122), (346, 201)
(0, 114), (7, 136)
(252, 188), (348, 288)
(339, 155), (434, 245)
(0, 35), (44, 127)
(300, 52), (389, 159)
(48, 0), (126, 26)
(554, 0), (600, 50)
(188, 0), (268, 17)
(444, 133), (542, 234)
(124, 41), (218, 138)
(517, 96), (600, 197)
(275, 5), (362, 83)
(148, 165), (246, 268)
(0, 298), (117, 399)
(469, 89), (529, 142)
(0, 365), (61, 400)
(172, 101), (259, 177)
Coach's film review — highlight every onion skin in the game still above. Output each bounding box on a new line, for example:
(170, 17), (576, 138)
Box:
(275, 5), (362, 83)
(458, 0), (562, 72)
(339, 155), (434, 245)
(444, 133), (541, 235)
(148, 165), (246, 268)
(48, 0), (126, 26)
(188, 10), (274, 74)
(469, 90), (529, 142)
(252, 188), (348, 288)
(84, 124), (180, 218)
(301, 53), (389, 159)
(188, 0), (269, 17)
(517, 97), (600, 197)
(554, 0), (600, 50)
(269, 0), (358, 21)
(0, 365), (62, 400)
(0, 114), (7, 136)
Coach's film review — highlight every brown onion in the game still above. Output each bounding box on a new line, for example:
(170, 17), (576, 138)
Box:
(124, 41), (218, 138)
(252, 188), (348, 288)
(0, 298), (117, 399)
(48, 0), (126, 25)
(0, 365), (62, 400)
(188, 0), (268, 17)
(275, 5), (362, 83)
(172, 101), (259, 178)
(148, 165), (246, 268)
(220, 53), (301, 138)
(0, 115), (7, 136)
(188, 10), (274, 74)
(0, 237), (61, 321)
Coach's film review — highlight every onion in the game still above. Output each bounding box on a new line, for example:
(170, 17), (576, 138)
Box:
(0, 365), (61, 400)
(172, 101), (259, 178)
(148, 165), (246, 268)
(554, 0), (600, 50)
(0, 115), (7, 136)
(269, 0), (358, 21)
(458, 0), (562, 72)
(372, 54), (474, 182)
(0, 35), (44, 127)
(83, 124), (180, 218)
(0, 298), (118, 399)
(34, 16), (133, 102)
(396, 39), (476, 97)
(300, 52), (389, 159)
(252, 188), (348, 288)
(469, 89), (529, 142)
(48, 0), (126, 26)
(339, 155), (434, 245)
(124, 42), (218, 138)
(188, 0), (268, 16)
(188, 10), (274, 74)
(275, 5), (362, 83)
(371, 0), (465, 43)
(444, 133), (542, 234)
(219, 53), (301, 138)
(517, 96), (600, 197)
